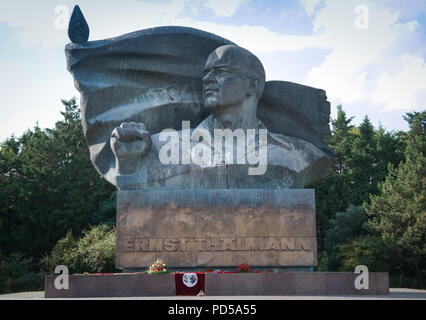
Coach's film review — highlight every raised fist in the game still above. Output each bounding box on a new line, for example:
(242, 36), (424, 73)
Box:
(110, 122), (152, 174)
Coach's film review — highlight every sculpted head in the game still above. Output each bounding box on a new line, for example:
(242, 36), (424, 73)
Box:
(202, 45), (266, 113)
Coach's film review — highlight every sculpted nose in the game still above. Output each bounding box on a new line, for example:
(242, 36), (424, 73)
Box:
(203, 70), (215, 84)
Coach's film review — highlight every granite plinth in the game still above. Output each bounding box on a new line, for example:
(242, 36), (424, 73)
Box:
(44, 272), (390, 298)
(116, 189), (317, 269)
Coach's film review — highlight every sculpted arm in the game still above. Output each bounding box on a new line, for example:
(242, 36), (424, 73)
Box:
(110, 122), (152, 175)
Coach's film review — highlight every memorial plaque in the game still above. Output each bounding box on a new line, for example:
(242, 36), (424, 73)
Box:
(116, 189), (317, 268)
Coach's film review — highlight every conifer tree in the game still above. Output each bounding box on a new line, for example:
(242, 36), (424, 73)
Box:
(364, 111), (426, 285)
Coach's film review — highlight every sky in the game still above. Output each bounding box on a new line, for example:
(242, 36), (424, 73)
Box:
(0, 0), (425, 141)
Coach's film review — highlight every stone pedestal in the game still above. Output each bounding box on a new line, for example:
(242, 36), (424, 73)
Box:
(116, 189), (317, 269)
(44, 272), (390, 298)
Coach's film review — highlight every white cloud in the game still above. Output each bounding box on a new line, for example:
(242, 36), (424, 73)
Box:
(300, 0), (426, 111)
(204, 0), (249, 17)
(0, 0), (188, 48)
(173, 20), (321, 53)
(300, 0), (322, 16)
(0, 0), (249, 47)
(373, 55), (426, 110)
(0, 0), (278, 50)
(175, 0), (426, 114)
(0, 56), (78, 140)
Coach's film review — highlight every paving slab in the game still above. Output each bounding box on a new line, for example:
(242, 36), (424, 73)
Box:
(1, 289), (425, 300)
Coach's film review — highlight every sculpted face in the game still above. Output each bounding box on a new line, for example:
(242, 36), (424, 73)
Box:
(202, 46), (252, 111)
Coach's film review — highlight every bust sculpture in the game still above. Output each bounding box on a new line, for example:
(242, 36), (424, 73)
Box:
(65, 22), (334, 191)
(107, 44), (333, 189)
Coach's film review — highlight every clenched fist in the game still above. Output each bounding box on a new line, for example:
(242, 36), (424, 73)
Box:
(110, 122), (152, 175)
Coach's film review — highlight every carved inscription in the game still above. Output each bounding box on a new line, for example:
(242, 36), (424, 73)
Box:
(120, 237), (314, 253)
(116, 189), (318, 267)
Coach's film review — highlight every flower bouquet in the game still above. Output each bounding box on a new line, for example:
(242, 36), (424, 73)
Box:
(237, 262), (253, 273)
(147, 259), (168, 274)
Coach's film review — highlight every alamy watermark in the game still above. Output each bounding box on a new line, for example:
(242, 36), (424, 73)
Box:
(354, 265), (369, 290)
(54, 265), (69, 290)
(158, 121), (268, 176)
(54, 5), (70, 30)
(355, 5), (369, 30)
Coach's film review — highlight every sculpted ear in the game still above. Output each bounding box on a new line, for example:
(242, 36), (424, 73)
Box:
(247, 77), (259, 97)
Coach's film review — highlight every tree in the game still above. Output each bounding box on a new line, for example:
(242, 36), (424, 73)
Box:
(0, 98), (116, 261)
(330, 105), (355, 174)
(337, 235), (390, 273)
(311, 106), (404, 257)
(363, 111), (426, 287)
(42, 225), (118, 274)
(322, 205), (368, 270)
(346, 116), (377, 203)
(311, 106), (356, 251)
(312, 174), (353, 252)
(346, 116), (404, 205)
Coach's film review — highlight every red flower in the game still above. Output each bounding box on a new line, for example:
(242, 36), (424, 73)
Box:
(237, 262), (253, 273)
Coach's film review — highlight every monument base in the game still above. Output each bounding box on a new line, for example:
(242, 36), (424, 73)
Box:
(45, 272), (389, 298)
(117, 189), (318, 269)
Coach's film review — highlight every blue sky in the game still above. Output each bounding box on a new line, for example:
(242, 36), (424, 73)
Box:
(0, 0), (425, 141)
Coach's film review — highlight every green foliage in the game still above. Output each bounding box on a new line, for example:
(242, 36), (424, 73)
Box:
(363, 111), (426, 287)
(76, 225), (117, 273)
(310, 105), (423, 288)
(0, 98), (116, 293)
(147, 270), (168, 274)
(317, 254), (329, 272)
(0, 252), (44, 293)
(0, 98), (115, 260)
(325, 205), (368, 247)
(310, 106), (403, 252)
(41, 231), (77, 274)
(0, 253), (33, 278)
(323, 205), (368, 270)
(329, 105), (355, 174)
(8, 273), (45, 293)
(43, 225), (118, 274)
(337, 235), (390, 272)
(312, 174), (352, 251)
(328, 111), (426, 288)
(92, 192), (117, 227)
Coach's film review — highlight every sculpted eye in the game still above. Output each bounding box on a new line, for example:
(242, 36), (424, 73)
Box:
(216, 68), (230, 74)
(202, 69), (210, 77)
